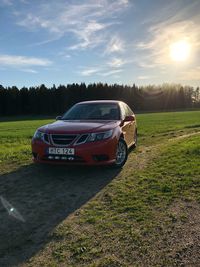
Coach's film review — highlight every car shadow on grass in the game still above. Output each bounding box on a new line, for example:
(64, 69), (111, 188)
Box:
(0, 163), (120, 267)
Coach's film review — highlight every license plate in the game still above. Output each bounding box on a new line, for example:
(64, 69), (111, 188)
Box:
(48, 147), (75, 155)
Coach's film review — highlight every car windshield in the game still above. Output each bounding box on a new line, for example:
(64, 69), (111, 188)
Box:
(62, 103), (120, 120)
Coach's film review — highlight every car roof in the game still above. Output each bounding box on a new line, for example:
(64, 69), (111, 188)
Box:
(76, 100), (124, 105)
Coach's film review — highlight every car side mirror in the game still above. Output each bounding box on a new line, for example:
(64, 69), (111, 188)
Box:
(124, 115), (135, 122)
(56, 116), (62, 120)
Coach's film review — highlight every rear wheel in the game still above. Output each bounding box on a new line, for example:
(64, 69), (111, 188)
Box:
(114, 138), (128, 168)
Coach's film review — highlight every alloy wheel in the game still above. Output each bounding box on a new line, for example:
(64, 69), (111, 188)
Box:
(115, 138), (128, 167)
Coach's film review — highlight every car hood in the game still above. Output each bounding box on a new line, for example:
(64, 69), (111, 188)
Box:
(39, 120), (121, 134)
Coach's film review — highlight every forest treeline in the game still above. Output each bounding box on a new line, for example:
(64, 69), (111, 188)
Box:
(0, 83), (199, 116)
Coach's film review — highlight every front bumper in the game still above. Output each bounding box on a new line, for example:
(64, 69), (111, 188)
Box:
(31, 137), (117, 166)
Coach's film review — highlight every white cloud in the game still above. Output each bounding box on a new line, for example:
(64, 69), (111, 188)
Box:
(0, 0), (12, 6)
(119, 0), (129, 4)
(79, 63), (124, 77)
(17, 14), (60, 33)
(104, 36), (125, 54)
(15, 1), (129, 51)
(100, 69), (123, 77)
(80, 67), (101, 76)
(69, 21), (108, 50)
(137, 62), (156, 69)
(20, 68), (38, 73)
(0, 54), (52, 67)
(107, 58), (126, 68)
(63, 55), (71, 59)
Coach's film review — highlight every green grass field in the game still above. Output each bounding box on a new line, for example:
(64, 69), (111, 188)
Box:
(0, 117), (53, 173)
(0, 110), (200, 173)
(0, 110), (199, 266)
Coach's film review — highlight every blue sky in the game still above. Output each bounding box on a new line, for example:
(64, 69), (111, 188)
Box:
(0, 0), (200, 88)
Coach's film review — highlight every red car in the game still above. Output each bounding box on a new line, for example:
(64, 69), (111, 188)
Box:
(32, 100), (137, 167)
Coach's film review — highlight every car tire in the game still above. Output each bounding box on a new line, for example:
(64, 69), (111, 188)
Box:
(114, 138), (128, 168)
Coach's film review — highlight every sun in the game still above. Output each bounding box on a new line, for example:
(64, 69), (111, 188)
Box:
(170, 40), (191, 62)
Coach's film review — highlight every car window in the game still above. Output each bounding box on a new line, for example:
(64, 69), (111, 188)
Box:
(125, 104), (134, 116)
(120, 103), (133, 119)
(120, 103), (126, 120)
(62, 103), (120, 120)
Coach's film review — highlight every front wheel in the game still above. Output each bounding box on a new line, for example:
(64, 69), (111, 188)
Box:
(114, 138), (128, 168)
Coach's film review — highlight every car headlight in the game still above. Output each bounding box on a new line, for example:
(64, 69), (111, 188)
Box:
(87, 129), (113, 142)
(33, 130), (45, 140)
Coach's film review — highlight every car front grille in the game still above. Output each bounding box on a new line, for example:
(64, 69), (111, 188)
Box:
(51, 134), (77, 146)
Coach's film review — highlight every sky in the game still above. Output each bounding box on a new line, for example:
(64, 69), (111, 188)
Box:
(0, 0), (200, 88)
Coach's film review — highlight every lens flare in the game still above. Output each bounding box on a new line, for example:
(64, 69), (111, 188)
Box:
(0, 196), (25, 222)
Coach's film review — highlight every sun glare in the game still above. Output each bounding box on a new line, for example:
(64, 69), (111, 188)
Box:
(170, 40), (191, 62)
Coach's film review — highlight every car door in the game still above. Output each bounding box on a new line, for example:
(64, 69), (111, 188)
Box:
(120, 103), (135, 146)
(125, 104), (136, 146)
(120, 103), (130, 146)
